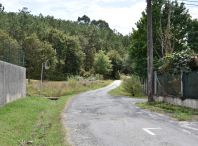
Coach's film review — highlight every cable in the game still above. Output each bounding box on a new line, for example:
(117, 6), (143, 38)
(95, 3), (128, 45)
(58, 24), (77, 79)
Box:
(178, 0), (198, 6)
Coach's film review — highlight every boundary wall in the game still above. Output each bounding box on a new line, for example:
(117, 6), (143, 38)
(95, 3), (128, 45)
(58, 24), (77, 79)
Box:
(0, 60), (26, 107)
(153, 96), (198, 109)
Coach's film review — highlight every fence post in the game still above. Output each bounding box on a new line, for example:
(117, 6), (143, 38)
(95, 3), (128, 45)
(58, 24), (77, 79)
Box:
(9, 41), (11, 63)
(181, 70), (183, 97)
(23, 52), (25, 67)
(154, 71), (157, 95)
(18, 48), (19, 66)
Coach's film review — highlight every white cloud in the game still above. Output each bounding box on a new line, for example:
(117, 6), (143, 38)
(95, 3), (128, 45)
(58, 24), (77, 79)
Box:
(189, 8), (198, 20)
(96, 0), (125, 2)
(87, 1), (146, 35)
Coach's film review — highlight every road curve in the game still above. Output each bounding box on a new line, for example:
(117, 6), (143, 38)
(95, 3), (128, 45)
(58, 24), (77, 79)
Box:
(63, 80), (198, 146)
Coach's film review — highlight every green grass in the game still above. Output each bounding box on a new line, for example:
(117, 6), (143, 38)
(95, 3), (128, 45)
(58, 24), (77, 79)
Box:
(0, 80), (114, 145)
(136, 101), (198, 121)
(108, 84), (148, 98)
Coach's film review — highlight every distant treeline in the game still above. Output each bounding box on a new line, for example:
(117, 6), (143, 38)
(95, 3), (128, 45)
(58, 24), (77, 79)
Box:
(0, 4), (132, 82)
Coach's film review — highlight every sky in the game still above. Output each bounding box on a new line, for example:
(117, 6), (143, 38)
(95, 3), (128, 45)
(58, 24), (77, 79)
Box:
(0, 0), (198, 36)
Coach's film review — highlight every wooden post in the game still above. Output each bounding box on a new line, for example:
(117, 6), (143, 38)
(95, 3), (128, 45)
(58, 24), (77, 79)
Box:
(181, 70), (183, 97)
(147, 0), (154, 101)
(154, 71), (157, 95)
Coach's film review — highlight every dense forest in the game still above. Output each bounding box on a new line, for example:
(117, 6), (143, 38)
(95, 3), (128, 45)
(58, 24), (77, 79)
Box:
(0, 3), (132, 82)
(0, 0), (198, 81)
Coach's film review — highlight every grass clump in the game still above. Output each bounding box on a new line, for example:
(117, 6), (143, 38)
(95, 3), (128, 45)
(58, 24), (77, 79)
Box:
(136, 101), (198, 121)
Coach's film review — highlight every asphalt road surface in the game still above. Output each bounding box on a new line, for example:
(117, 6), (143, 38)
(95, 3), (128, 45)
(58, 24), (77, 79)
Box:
(63, 80), (198, 146)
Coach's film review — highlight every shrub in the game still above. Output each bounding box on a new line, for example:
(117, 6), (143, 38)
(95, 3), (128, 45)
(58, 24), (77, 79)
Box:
(121, 75), (142, 96)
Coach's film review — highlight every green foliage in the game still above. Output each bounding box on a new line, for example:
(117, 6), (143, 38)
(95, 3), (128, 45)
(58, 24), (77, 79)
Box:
(107, 50), (124, 77)
(159, 47), (198, 73)
(23, 33), (56, 82)
(45, 28), (84, 74)
(122, 55), (133, 74)
(128, 0), (191, 78)
(187, 19), (198, 53)
(121, 75), (142, 96)
(94, 50), (112, 75)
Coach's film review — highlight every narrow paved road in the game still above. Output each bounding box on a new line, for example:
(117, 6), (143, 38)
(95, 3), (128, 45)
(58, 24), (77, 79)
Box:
(63, 80), (198, 146)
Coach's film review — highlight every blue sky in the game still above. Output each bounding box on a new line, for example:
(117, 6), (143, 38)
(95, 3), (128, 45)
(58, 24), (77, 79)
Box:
(0, 0), (198, 35)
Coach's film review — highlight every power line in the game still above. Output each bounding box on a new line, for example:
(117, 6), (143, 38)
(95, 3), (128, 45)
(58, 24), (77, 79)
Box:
(178, 0), (198, 6)
(179, 0), (198, 3)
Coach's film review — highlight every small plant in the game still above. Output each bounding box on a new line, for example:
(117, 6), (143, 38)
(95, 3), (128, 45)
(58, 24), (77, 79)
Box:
(121, 75), (142, 96)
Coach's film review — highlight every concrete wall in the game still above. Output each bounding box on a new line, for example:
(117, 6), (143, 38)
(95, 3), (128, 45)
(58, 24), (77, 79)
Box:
(153, 96), (198, 109)
(0, 60), (26, 107)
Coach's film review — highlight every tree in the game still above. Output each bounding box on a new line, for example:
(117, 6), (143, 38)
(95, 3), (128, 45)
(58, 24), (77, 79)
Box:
(91, 19), (110, 29)
(23, 33), (56, 84)
(45, 28), (84, 74)
(187, 19), (198, 53)
(107, 50), (123, 77)
(94, 50), (112, 75)
(128, 0), (191, 78)
(78, 15), (91, 25)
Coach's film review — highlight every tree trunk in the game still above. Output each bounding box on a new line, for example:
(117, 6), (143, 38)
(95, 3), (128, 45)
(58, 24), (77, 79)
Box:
(165, 4), (172, 54)
(147, 0), (154, 102)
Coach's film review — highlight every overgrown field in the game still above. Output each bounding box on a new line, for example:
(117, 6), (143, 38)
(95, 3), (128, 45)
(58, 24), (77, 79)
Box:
(26, 78), (111, 97)
(136, 101), (198, 121)
(0, 80), (113, 145)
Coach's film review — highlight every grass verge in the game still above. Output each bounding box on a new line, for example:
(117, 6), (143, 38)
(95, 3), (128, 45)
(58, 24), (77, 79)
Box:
(0, 80), (114, 145)
(136, 101), (198, 121)
(108, 84), (147, 98)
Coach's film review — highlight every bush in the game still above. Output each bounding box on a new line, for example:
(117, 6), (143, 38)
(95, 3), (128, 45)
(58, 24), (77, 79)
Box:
(121, 75), (142, 96)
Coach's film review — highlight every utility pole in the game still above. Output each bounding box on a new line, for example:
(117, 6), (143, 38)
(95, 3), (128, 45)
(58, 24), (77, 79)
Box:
(147, 0), (154, 102)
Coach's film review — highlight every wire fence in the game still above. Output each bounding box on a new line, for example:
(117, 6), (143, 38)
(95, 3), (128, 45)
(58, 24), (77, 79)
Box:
(0, 39), (25, 67)
(155, 71), (198, 99)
